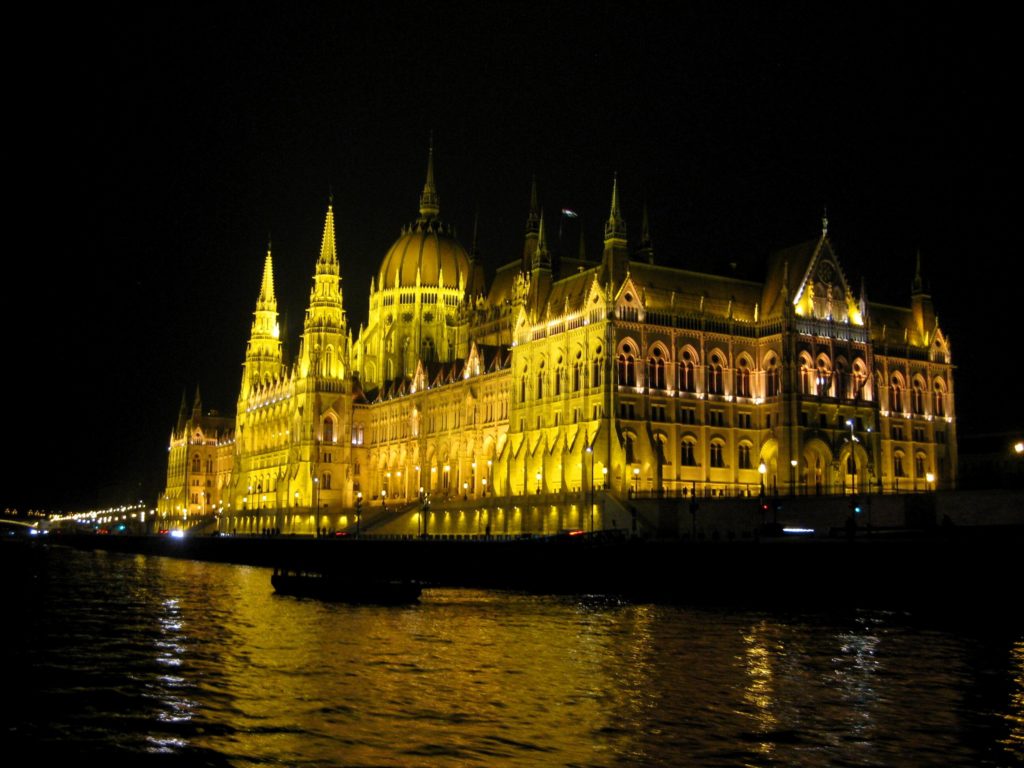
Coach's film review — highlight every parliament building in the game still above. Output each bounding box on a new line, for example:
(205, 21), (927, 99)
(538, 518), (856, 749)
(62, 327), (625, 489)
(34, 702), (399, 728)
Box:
(158, 149), (957, 536)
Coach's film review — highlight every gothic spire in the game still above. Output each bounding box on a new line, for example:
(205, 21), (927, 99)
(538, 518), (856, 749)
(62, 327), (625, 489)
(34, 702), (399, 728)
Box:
(822, 206), (829, 237)
(533, 209), (550, 269)
(419, 138), (440, 219)
(191, 384), (202, 417)
(525, 174), (540, 234)
(258, 241), (276, 309)
(176, 389), (188, 433)
(318, 199), (338, 267)
(637, 201), (654, 263)
(604, 173), (626, 242)
(912, 249), (924, 294)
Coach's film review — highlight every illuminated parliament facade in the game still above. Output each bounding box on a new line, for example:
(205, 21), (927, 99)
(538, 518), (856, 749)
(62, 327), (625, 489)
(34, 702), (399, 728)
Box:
(159, 151), (957, 536)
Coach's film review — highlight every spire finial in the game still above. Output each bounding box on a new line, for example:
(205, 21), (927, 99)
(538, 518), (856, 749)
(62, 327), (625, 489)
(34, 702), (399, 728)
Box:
(638, 201), (654, 263)
(822, 206), (829, 236)
(912, 249), (924, 293)
(604, 173), (626, 241)
(259, 243), (276, 305)
(319, 199), (337, 265)
(525, 175), (540, 234)
(419, 136), (440, 218)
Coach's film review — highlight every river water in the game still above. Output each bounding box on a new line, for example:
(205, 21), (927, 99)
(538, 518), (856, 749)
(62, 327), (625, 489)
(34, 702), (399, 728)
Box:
(4, 544), (1022, 767)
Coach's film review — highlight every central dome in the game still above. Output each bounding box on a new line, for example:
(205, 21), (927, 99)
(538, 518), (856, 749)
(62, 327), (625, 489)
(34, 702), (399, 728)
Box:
(377, 145), (471, 290)
(378, 218), (471, 289)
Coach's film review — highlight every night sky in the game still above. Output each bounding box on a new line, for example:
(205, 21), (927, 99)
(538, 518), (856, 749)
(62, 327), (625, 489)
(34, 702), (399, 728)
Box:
(7, 2), (1016, 511)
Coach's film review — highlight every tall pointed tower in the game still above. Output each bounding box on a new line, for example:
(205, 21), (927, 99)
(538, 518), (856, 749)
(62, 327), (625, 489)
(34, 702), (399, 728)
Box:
(299, 199), (348, 379)
(521, 176), (541, 272)
(602, 175), (629, 289)
(241, 242), (284, 399)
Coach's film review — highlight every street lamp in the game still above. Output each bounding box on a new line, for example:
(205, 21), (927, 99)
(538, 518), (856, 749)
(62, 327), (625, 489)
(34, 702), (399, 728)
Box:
(758, 461), (768, 525)
(535, 471), (542, 495)
(313, 476), (320, 535)
(355, 491), (363, 537)
(790, 458), (798, 496)
(926, 471), (935, 492)
(845, 419), (858, 495)
(585, 445), (594, 533)
(632, 466), (640, 497)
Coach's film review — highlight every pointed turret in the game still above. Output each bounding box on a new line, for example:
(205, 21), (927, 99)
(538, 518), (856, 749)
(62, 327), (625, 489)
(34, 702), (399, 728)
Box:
(636, 202), (654, 264)
(604, 174), (627, 242)
(602, 174), (629, 287)
(910, 249), (934, 340)
(533, 209), (551, 270)
(522, 176), (541, 271)
(419, 140), (440, 219)
(241, 242), (285, 399)
(176, 389), (188, 433)
(191, 384), (202, 419)
(258, 240), (276, 310)
(822, 206), (829, 237)
(299, 199), (348, 379)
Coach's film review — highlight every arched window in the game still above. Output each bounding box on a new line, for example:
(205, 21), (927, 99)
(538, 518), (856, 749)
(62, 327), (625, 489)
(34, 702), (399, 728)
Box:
(681, 440), (697, 466)
(890, 375), (904, 413)
(322, 472), (331, 490)
(617, 350), (636, 387)
(647, 348), (666, 390)
(735, 359), (751, 398)
(933, 379), (946, 417)
(192, 453), (201, 473)
(678, 350), (696, 392)
(573, 352), (583, 392)
(205, 457), (213, 473)
(738, 444), (752, 469)
(624, 434), (636, 464)
(554, 358), (564, 396)
(893, 451), (906, 477)
(520, 375), (527, 403)
(707, 353), (723, 395)
(915, 453), (926, 478)
(323, 418), (334, 443)
(800, 354), (814, 395)
(852, 360), (867, 400)
(592, 346), (603, 387)
(537, 361), (545, 399)
(911, 378), (925, 415)
(710, 441), (725, 468)
(765, 355), (780, 397)
(421, 337), (435, 363)
(816, 357), (832, 397)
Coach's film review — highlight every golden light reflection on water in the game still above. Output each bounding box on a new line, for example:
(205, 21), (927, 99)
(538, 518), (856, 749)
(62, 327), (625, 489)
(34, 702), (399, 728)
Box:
(1004, 639), (1024, 761)
(742, 621), (779, 756)
(26, 550), (1019, 767)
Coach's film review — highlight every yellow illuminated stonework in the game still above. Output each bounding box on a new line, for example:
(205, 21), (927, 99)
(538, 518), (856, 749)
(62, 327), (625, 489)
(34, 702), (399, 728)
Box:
(160, 153), (957, 535)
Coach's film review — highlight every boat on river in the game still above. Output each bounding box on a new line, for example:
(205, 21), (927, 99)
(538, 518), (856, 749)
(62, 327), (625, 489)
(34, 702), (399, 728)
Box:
(271, 567), (421, 604)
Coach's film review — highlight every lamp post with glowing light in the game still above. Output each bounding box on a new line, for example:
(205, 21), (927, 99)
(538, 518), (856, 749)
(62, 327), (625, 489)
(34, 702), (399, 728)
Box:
(586, 445), (594, 533)
(632, 466), (640, 497)
(355, 491), (363, 537)
(790, 459), (798, 496)
(845, 419), (858, 495)
(536, 471), (542, 495)
(313, 477), (319, 536)
(758, 462), (767, 524)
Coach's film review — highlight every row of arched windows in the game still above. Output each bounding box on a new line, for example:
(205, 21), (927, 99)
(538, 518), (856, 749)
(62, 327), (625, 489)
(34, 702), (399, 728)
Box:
(887, 372), (948, 416)
(613, 344), (778, 399)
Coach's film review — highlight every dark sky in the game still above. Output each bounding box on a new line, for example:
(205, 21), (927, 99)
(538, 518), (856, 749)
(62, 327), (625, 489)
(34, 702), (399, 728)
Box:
(6, 2), (1016, 511)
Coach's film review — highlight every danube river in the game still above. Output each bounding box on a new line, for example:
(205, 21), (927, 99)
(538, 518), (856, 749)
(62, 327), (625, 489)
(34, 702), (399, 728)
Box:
(5, 544), (1022, 767)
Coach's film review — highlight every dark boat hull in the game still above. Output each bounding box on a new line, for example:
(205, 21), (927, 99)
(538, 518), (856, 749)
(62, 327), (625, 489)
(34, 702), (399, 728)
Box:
(271, 571), (421, 604)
